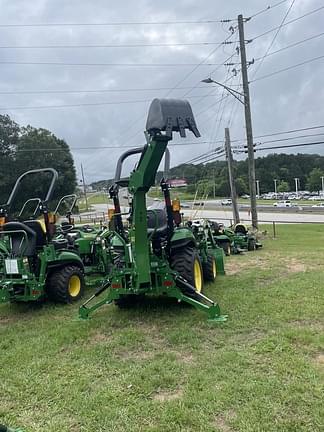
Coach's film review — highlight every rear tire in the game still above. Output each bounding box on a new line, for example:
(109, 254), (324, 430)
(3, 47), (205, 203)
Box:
(170, 247), (203, 293)
(47, 266), (84, 303)
(202, 254), (217, 282)
(222, 241), (231, 256)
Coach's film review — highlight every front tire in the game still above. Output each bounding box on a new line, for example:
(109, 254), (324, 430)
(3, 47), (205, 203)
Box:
(202, 254), (217, 282)
(247, 238), (256, 251)
(47, 266), (85, 303)
(170, 247), (203, 293)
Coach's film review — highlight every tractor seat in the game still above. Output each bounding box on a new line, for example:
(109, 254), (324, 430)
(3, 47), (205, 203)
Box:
(147, 209), (168, 236)
(23, 220), (47, 248)
(2, 221), (37, 257)
(234, 223), (248, 235)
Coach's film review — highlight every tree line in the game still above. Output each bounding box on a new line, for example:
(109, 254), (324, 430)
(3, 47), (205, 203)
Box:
(0, 114), (77, 209)
(91, 152), (324, 197)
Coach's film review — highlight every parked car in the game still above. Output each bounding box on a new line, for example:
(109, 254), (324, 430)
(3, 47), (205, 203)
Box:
(309, 196), (322, 201)
(311, 203), (324, 208)
(241, 194), (250, 199)
(221, 198), (232, 206)
(181, 202), (190, 208)
(273, 200), (293, 208)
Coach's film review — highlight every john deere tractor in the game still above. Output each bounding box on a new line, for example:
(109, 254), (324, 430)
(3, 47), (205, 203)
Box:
(0, 168), (85, 304)
(79, 98), (226, 322)
(210, 221), (262, 254)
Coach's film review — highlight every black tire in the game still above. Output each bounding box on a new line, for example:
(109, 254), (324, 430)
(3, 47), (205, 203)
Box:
(202, 254), (217, 282)
(247, 238), (256, 251)
(170, 247), (203, 293)
(47, 265), (85, 303)
(222, 241), (231, 256)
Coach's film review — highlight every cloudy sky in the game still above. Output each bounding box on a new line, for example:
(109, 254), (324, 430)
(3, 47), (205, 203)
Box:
(1, 0), (323, 183)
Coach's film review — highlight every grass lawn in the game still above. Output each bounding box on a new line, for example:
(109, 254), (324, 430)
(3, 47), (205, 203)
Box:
(1, 225), (324, 431)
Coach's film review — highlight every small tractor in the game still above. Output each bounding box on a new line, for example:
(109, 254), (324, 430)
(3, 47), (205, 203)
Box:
(79, 98), (227, 322)
(0, 168), (85, 304)
(210, 221), (262, 254)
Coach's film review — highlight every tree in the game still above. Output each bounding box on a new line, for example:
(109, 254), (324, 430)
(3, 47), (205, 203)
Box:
(306, 167), (324, 192)
(277, 180), (289, 193)
(0, 115), (20, 202)
(13, 126), (77, 208)
(0, 114), (77, 210)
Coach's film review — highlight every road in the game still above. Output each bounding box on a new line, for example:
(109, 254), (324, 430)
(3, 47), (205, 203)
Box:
(85, 203), (324, 224)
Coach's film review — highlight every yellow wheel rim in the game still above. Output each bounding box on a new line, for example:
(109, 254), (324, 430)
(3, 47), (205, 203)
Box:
(68, 275), (81, 297)
(194, 259), (202, 293)
(212, 259), (217, 279)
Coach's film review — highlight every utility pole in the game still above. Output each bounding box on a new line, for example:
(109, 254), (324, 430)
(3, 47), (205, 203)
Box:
(81, 163), (89, 211)
(321, 176), (324, 195)
(238, 14), (258, 229)
(294, 177), (299, 197)
(274, 179), (278, 198)
(225, 127), (240, 225)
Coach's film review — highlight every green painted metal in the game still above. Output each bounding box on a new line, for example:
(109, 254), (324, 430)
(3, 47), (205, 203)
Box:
(0, 170), (86, 304)
(0, 242), (83, 303)
(79, 98), (227, 322)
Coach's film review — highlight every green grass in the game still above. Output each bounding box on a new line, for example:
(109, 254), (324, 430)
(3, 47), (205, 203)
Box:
(1, 225), (324, 431)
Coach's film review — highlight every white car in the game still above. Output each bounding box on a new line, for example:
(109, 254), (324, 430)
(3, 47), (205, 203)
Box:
(221, 199), (232, 206)
(273, 200), (293, 208)
(312, 202), (324, 208)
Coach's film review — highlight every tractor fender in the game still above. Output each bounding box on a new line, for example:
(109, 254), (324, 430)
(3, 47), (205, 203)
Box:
(214, 234), (231, 242)
(170, 228), (197, 250)
(47, 251), (84, 271)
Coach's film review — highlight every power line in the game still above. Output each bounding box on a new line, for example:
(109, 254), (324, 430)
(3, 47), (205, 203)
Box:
(14, 142), (223, 152)
(0, 18), (236, 28)
(0, 93), (223, 111)
(249, 0), (289, 19)
(0, 84), (219, 96)
(254, 140), (324, 151)
(114, 31), (238, 147)
(251, 0), (296, 79)
(250, 54), (324, 83)
(257, 133), (324, 146)
(253, 31), (324, 62)
(250, 5), (324, 42)
(233, 132), (324, 149)
(253, 125), (324, 139)
(0, 60), (229, 67)
(0, 41), (232, 49)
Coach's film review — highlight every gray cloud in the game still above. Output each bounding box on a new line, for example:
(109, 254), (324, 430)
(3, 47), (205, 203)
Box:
(1, 0), (323, 182)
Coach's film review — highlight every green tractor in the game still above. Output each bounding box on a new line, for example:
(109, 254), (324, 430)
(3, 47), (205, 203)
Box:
(0, 168), (85, 304)
(80, 98), (227, 322)
(209, 221), (262, 254)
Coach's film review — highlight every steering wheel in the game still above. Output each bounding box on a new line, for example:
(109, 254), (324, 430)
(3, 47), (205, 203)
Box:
(61, 223), (74, 233)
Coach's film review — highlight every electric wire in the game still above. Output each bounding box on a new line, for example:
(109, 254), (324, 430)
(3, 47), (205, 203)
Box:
(253, 31), (324, 62)
(250, 54), (324, 83)
(0, 41), (235, 49)
(250, 5), (324, 42)
(0, 18), (236, 28)
(251, 0), (296, 79)
(248, 0), (289, 19)
(0, 60), (230, 67)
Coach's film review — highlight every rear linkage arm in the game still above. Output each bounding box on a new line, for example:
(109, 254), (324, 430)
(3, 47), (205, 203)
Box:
(79, 275), (227, 323)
